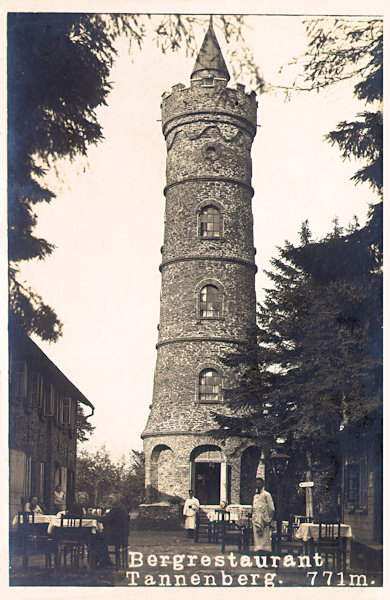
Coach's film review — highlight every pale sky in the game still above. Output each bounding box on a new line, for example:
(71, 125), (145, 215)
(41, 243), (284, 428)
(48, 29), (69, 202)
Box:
(16, 13), (380, 461)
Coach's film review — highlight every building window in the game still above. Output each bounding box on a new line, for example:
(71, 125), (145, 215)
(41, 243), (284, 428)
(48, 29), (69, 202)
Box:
(199, 206), (221, 239)
(199, 369), (221, 402)
(62, 397), (72, 426)
(72, 401), (77, 432)
(345, 458), (368, 512)
(43, 383), (55, 416)
(29, 373), (44, 411)
(200, 285), (222, 318)
(56, 395), (64, 424)
(13, 361), (27, 399)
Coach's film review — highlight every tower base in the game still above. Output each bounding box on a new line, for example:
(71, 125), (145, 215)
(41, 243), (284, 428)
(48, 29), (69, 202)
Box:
(143, 433), (263, 506)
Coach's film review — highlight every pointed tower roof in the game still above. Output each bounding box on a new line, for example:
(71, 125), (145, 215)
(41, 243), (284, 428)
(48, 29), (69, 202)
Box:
(191, 17), (230, 81)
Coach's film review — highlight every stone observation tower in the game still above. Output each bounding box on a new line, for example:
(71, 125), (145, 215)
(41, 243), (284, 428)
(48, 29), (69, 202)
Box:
(142, 20), (262, 506)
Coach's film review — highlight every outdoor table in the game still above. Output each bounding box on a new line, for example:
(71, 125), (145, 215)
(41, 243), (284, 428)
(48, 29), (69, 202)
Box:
(11, 514), (58, 537)
(206, 507), (253, 545)
(12, 513), (57, 527)
(206, 505), (252, 522)
(294, 523), (353, 567)
(12, 514), (58, 567)
(47, 517), (103, 534)
(294, 523), (353, 542)
(11, 514), (103, 534)
(226, 505), (252, 522)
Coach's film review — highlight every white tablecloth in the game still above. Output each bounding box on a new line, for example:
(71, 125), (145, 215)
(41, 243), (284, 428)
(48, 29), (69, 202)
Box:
(295, 523), (353, 542)
(206, 505), (252, 523)
(47, 517), (102, 534)
(12, 514), (56, 526)
(11, 514), (102, 534)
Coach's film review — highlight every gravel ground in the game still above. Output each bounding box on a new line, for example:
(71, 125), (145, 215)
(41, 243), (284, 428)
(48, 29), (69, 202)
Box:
(9, 530), (383, 588)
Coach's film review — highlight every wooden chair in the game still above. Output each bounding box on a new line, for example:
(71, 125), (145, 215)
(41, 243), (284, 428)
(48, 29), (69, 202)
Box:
(314, 522), (346, 570)
(17, 512), (56, 568)
(106, 521), (130, 570)
(113, 536), (129, 570)
(211, 509), (230, 544)
(194, 512), (212, 543)
(293, 515), (313, 526)
(221, 520), (248, 554)
(272, 519), (305, 556)
(56, 516), (90, 569)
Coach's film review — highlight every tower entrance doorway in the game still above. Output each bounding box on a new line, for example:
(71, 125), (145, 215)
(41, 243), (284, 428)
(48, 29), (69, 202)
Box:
(191, 445), (228, 505)
(195, 462), (221, 505)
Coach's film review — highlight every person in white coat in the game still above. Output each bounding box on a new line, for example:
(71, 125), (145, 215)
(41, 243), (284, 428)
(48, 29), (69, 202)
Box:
(183, 489), (200, 538)
(252, 477), (275, 556)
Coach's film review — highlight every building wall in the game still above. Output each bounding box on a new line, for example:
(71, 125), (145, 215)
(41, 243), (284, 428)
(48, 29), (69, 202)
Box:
(9, 336), (82, 519)
(342, 415), (382, 546)
(343, 443), (382, 545)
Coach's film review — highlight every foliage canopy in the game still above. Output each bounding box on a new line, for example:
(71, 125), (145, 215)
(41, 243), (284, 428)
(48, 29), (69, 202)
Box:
(76, 445), (145, 509)
(8, 13), (262, 342)
(298, 18), (383, 194)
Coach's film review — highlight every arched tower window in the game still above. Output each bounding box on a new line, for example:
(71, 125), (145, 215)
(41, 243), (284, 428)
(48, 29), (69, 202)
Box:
(200, 285), (222, 318)
(199, 369), (221, 402)
(199, 205), (222, 239)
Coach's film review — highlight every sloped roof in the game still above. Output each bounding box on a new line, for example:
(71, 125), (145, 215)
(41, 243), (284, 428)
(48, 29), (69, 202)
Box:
(9, 327), (94, 412)
(191, 19), (230, 81)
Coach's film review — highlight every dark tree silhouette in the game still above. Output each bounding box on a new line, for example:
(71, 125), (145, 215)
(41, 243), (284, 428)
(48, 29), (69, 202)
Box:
(212, 213), (382, 515)
(8, 13), (262, 342)
(76, 404), (96, 443)
(295, 18), (382, 194)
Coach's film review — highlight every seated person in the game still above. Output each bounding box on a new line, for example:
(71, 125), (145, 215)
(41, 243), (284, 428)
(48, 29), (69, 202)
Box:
(67, 491), (89, 516)
(23, 495), (44, 514)
(95, 492), (130, 566)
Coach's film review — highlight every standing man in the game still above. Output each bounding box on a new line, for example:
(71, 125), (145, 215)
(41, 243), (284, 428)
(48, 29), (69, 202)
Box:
(252, 477), (275, 556)
(183, 489), (200, 538)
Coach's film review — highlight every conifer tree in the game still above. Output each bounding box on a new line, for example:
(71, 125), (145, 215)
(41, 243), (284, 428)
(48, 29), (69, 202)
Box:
(293, 18), (383, 195)
(212, 216), (382, 514)
(213, 17), (383, 512)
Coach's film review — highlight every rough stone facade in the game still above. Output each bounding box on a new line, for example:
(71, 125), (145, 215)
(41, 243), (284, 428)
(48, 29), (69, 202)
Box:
(9, 328), (94, 519)
(142, 22), (262, 506)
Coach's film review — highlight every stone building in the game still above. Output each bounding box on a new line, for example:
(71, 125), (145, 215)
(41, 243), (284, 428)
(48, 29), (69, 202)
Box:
(142, 21), (262, 506)
(341, 405), (382, 569)
(9, 327), (94, 519)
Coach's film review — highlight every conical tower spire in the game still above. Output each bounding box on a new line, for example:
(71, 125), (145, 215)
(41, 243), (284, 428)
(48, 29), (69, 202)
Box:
(191, 17), (230, 81)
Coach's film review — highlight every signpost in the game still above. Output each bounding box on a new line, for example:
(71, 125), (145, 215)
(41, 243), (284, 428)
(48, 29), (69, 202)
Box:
(299, 482), (314, 517)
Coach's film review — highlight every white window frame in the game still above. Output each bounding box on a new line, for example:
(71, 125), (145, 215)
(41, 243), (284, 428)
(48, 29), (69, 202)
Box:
(62, 397), (72, 426)
(44, 383), (55, 416)
(28, 373), (44, 411)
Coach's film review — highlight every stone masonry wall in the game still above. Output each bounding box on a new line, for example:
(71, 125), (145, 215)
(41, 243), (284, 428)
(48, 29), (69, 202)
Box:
(9, 393), (77, 511)
(143, 433), (259, 504)
(162, 182), (255, 262)
(159, 261), (256, 341)
(147, 340), (243, 433)
(143, 59), (258, 504)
